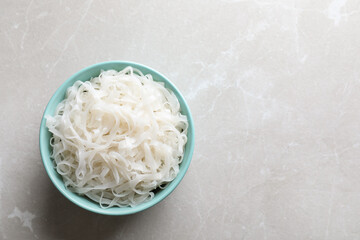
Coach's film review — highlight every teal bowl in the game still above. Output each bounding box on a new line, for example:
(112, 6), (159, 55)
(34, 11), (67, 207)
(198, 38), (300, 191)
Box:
(39, 61), (195, 215)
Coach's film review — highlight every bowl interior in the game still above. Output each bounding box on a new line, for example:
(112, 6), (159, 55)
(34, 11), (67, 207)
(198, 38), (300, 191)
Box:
(39, 61), (194, 215)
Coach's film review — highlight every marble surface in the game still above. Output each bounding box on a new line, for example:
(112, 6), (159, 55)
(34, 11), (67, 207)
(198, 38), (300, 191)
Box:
(1, 0), (360, 239)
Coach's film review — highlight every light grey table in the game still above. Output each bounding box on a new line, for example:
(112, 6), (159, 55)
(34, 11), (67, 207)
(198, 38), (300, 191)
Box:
(1, 0), (360, 239)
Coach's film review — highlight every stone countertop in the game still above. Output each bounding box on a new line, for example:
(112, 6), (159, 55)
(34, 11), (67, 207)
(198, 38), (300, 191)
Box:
(1, 0), (360, 239)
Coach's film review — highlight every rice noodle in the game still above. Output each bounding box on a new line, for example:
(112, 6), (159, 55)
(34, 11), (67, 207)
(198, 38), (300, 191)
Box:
(46, 67), (188, 208)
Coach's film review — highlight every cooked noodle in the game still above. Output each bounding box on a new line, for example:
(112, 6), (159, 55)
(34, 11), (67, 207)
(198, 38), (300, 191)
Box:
(46, 67), (188, 208)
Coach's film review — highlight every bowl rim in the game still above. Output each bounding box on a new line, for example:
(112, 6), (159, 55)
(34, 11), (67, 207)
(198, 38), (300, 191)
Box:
(39, 60), (195, 215)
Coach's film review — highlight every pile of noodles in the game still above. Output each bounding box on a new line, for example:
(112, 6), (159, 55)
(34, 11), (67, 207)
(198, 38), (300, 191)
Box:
(46, 67), (188, 208)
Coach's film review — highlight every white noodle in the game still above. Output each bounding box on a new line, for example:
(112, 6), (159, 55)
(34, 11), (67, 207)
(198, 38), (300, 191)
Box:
(46, 67), (188, 208)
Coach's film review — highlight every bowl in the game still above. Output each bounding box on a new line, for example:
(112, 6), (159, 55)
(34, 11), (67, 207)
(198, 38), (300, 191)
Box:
(39, 61), (195, 215)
